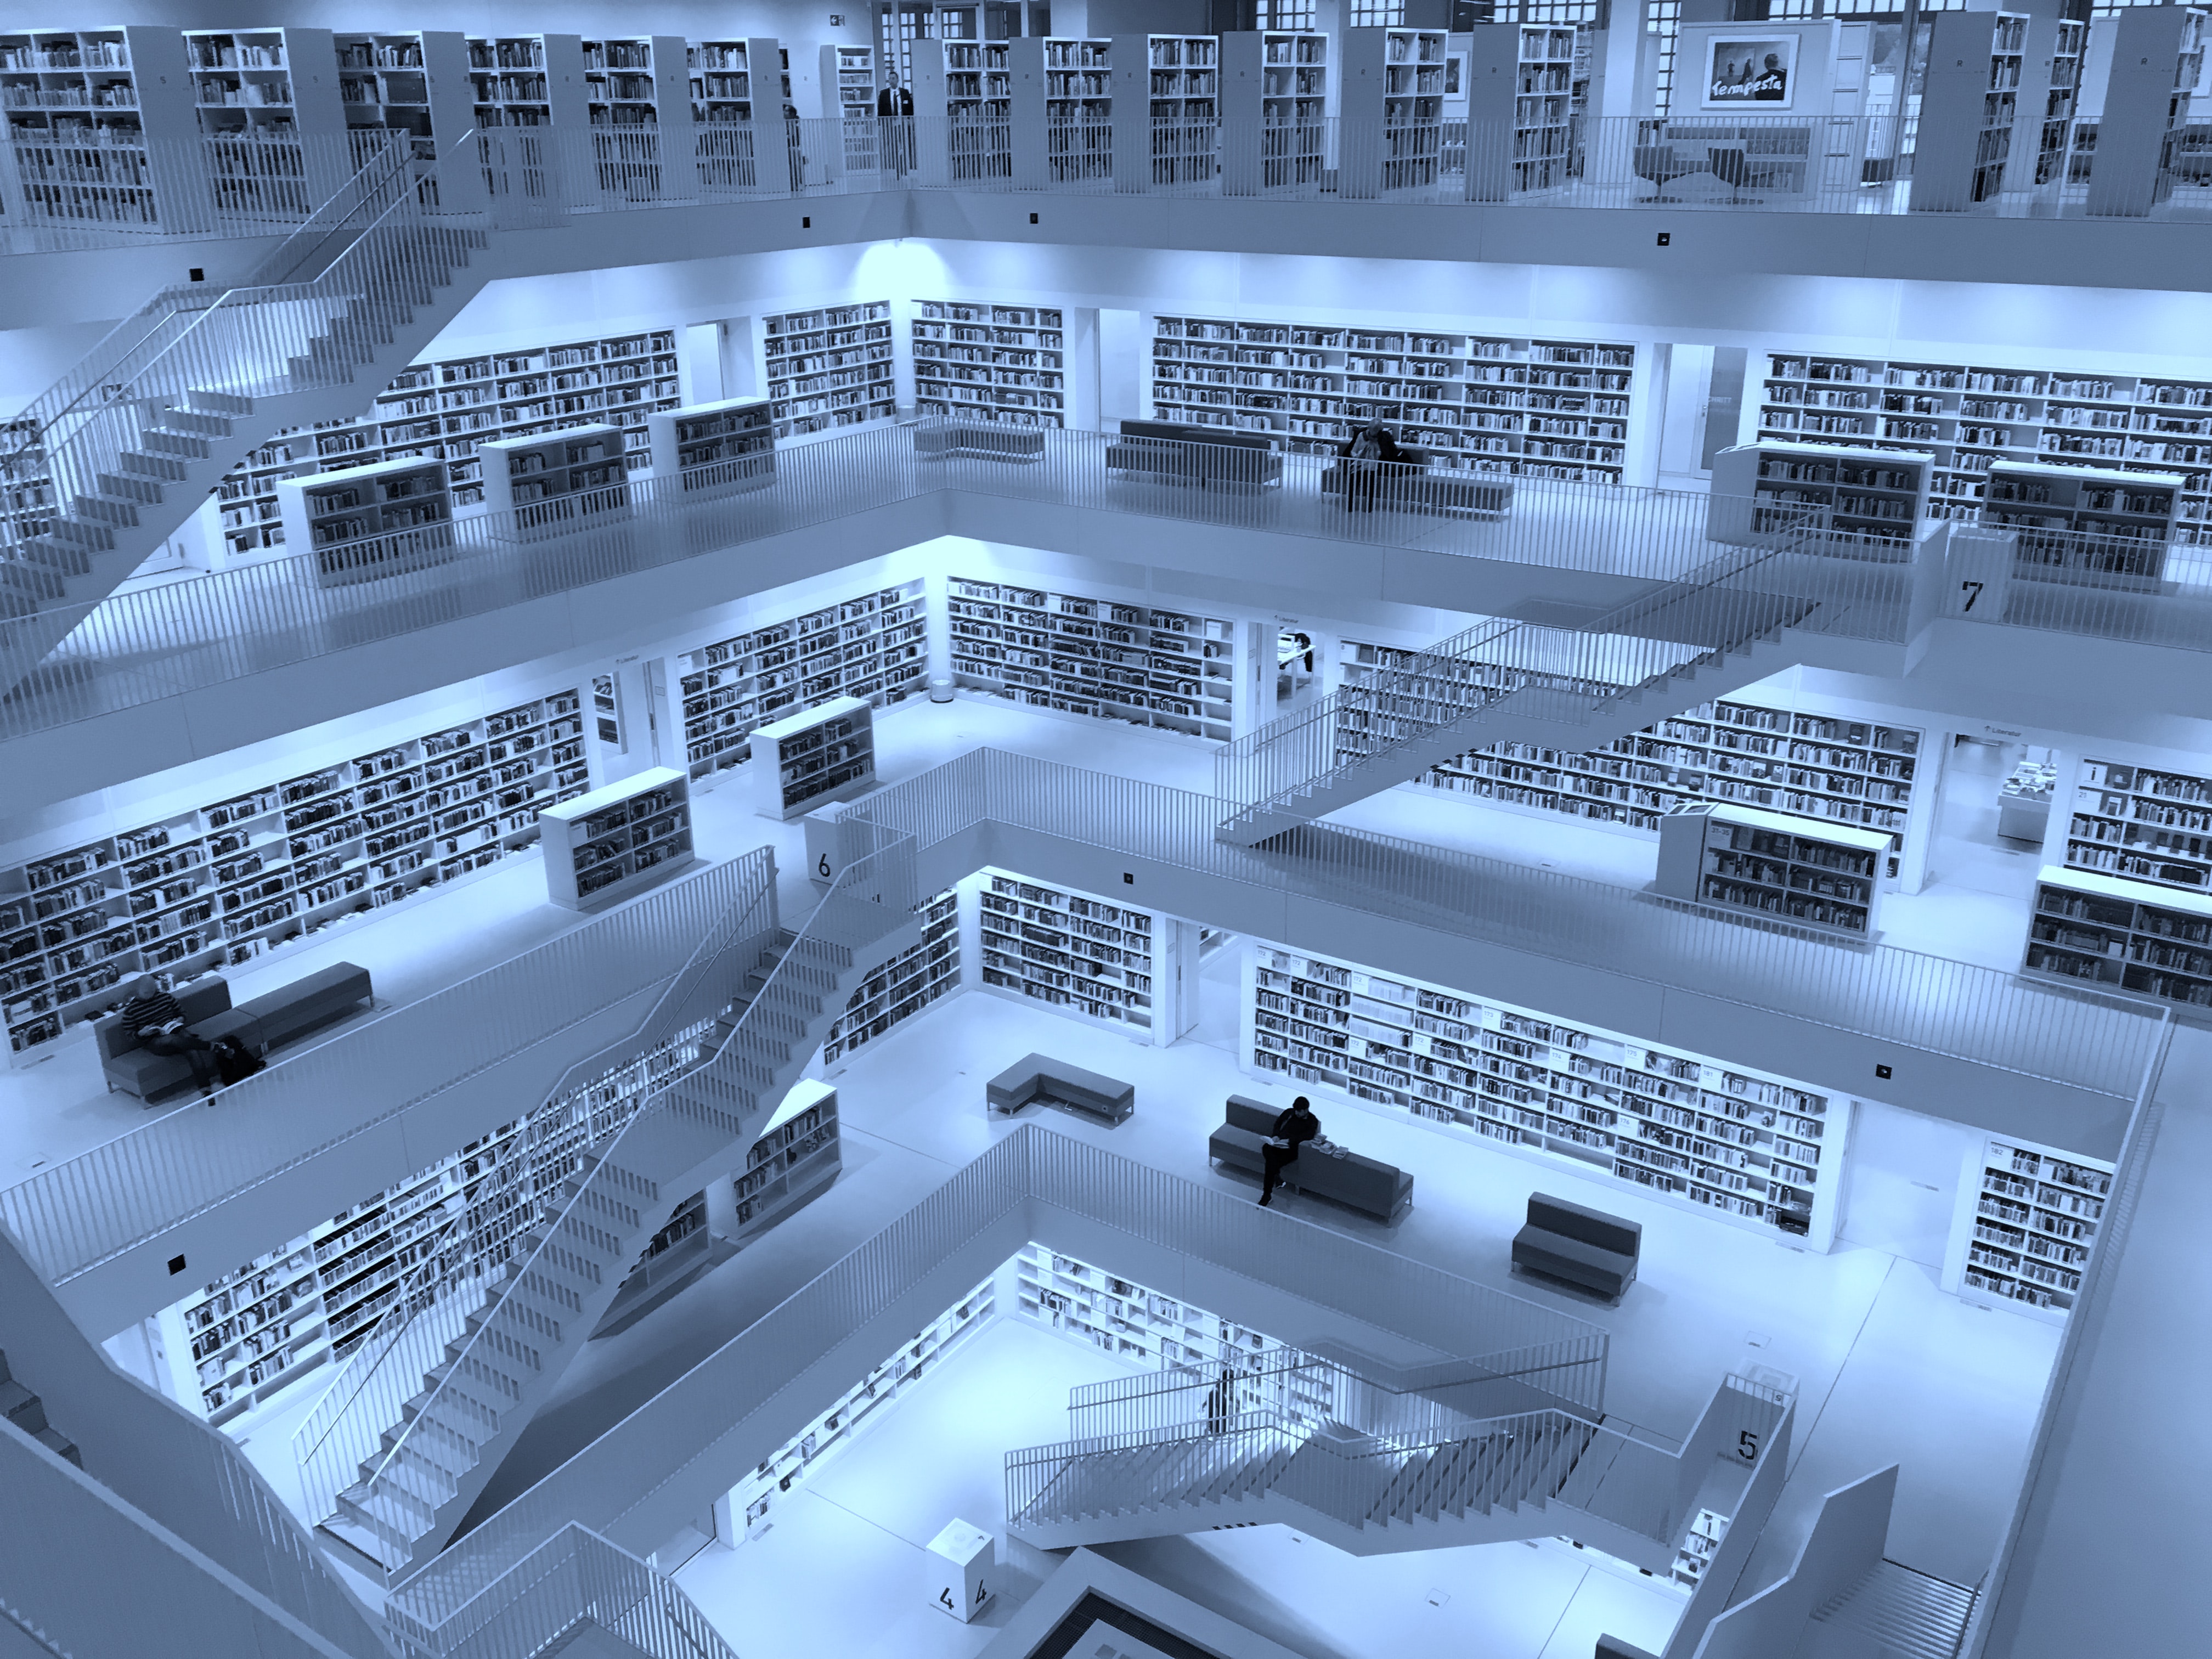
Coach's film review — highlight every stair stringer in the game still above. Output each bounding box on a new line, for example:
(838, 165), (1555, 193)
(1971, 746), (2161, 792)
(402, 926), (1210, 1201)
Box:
(2, 224), (496, 684)
(317, 913), (923, 1584)
(1218, 628), (1805, 847)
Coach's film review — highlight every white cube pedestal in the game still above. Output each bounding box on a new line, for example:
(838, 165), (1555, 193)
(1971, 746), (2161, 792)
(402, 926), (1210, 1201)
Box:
(924, 1520), (995, 1622)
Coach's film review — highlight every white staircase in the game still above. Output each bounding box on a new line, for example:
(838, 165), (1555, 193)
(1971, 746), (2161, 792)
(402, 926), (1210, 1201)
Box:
(1801, 1560), (1977, 1659)
(0, 137), (502, 691)
(310, 856), (922, 1584)
(1215, 562), (1820, 848)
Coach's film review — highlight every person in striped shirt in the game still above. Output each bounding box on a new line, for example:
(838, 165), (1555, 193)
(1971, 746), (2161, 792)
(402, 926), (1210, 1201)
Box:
(117, 976), (216, 1098)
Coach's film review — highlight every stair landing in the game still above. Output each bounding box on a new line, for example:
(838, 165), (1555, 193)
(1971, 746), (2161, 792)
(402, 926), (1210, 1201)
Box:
(1801, 1560), (1976, 1659)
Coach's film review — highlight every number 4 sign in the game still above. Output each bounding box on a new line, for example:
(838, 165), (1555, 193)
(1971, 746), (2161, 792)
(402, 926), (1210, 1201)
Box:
(925, 1520), (996, 1622)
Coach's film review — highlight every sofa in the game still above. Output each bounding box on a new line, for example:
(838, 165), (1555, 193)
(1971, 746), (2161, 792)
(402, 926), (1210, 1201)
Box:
(1208, 1094), (1413, 1223)
(1511, 1193), (1641, 1302)
(912, 420), (1046, 462)
(986, 1053), (1135, 1125)
(1104, 419), (1283, 490)
(1321, 458), (1514, 519)
(97, 961), (375, 1101)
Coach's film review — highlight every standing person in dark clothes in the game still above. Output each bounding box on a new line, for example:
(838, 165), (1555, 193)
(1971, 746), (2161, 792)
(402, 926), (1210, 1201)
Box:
(1259, 1095), (1321, 1206)
(117, 974), (216, 1097)
(1204, 1365), (1234, 1434)
(876, 70), (915, 177)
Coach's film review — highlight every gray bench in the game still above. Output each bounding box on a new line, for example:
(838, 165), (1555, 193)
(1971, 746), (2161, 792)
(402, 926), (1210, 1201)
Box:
(1511, 1193), (1641, 1303)
(1322, 459), (1514, 518)
(913, 420), (1046, 462)
(986, 1053), (1134, 1125)
(1104, 419), (1283, 490)
(97, 961), (374, 1101)
(1209, 1094), (1413, 1223)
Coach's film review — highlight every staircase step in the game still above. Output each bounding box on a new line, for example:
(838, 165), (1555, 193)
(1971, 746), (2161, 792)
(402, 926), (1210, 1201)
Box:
(183, 388), (255, 416)
(93, 471), (165, 504)
(0, 1379), (48, 1434)
(138, 429), (213, 459)
(32, 1425), (82, 1468)
(315, 1514), (410, 1579)
(69, 493), (142, 527)
(118, 449), (190, 481)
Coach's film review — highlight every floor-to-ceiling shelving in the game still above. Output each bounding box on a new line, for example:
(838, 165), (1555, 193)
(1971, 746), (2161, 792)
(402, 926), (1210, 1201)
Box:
(821, 888), (958, 1068)
(0, 26), (198, 228)
(2063, 756), (2212, 893)
(912, 300), (1066, 427)
(1150, 312), (1634, 481)
(1942, 1135), (2112, 1322)
(2030, 20), (2087, 186)
(947, 577), (1236, 741)
(978, 873), (1158, 1036)
(183, 26), (345, 219)
(1260, 29), (1327, 187)
(673, 579), (926, 786)
(759, 301), (896, 439)
(1138, 33), (1216, 187)
(2, 691), (587, 1060)
(1247, 943), (1848, 1248)
(1035, 36), (1112, 184)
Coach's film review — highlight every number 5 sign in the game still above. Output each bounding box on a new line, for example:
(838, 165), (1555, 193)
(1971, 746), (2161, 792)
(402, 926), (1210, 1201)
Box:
(925, 1520), (996, 1622)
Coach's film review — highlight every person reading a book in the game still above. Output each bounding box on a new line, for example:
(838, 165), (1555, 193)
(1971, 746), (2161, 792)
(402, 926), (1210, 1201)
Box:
(1259, 1096), (1321, 1206)
(118, 975), (217, 1097)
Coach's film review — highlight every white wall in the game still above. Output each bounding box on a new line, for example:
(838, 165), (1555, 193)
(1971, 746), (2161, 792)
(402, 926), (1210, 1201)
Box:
(1837, 1098), (1977, 1271)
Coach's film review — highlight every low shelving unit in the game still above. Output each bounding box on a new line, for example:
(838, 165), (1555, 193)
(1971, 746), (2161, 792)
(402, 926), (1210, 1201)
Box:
(2022, 864), (2212, 1012)
(275, 454), (455, 586)
(753, 696), (876, 821)
(1655, 803), (1892, 939)
(538, 766), (695, 910)
(1941, 1133), (2112, 1322)
(646, 395), (775, 497)
(481, 422), (634, 539)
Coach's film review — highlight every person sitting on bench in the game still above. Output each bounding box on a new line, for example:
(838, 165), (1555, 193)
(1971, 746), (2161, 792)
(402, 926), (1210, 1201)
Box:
(1260, 1095), (1321, 1207)
(118, 975), (217, 1098)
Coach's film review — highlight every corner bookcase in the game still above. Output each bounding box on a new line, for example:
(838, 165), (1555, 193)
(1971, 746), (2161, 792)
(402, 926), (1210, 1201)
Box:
(1940, 1134), (2113, 1322)
(538, 766), (694, 910)
(912, 300), (1067, 427)
(760, 301), (896, 440)
(1756, 349), (2212, 541)
(1150, 312), (1634, 481)
(822, 888), (958, 1068)
(1245, 942), (1849, 1248)
(948, 577), (1235, 740)
(2, 690), (586, 1060)
(675, 579), (926, 786)
(1339, 641), (1928, 844)
(978, 872), (1160, 1038)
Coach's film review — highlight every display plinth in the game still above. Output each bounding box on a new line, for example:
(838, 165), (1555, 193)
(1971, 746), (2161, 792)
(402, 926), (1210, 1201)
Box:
(538, 766), (694, 910)
(924, 1520), (995, 1622)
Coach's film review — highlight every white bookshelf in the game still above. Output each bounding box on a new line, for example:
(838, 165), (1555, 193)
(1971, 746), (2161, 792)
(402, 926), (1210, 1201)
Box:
(2, 691), (585, 1060)
(1756, 350), (2212, 541)
(1655, 803), (1893, 938)
(2086, 6), (2207, 218)
(675, 579), (926, 786)
(184, 26), (350, 213)
(467, 33), (589, 130)
(822, 889), (958, 1069)
(0, 26), (205, 230)
(1708, 441), (1936, 554)
(1011, 36), (1112, 186)
(2062, 755), (2212, 897)
(760, 300), (896, 440)
(332, 29), (479, 207)
(646, 396), (775, 497)
(2025, 19), (2087, 188)
(582, 33), (689, 198)
(1910, 11), (2027, 212)
(1460, 22), (1579, 198)
(1339, 26), (1446, 196)
(947, 577), (1236, 741)
(2023, 864), (2212, 1012)
(1150, 312), (1634, 481)
(1113, 32), (1215, 189)
(1940, 1133), (2112, 1322)
(1983, 460), (2182, 588)
(538, 766), (693, 910)
(753, 697), (875, 821)
(977, 872), (1167, 1041)
(481, 423), (633, 539)
(732, 1080), (841, 1241)
(927, 38), (1012, 183)
(1247, 942), (1849, 1248)
(912, 300), (1066, 427)
(275, 455), (454, 587)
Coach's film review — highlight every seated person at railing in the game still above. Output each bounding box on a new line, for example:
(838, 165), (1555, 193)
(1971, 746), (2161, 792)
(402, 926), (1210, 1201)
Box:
(1259, 1094), (1322, 1206)
(1338, 419), (1419, 512)
(117, 974), (217, 1098)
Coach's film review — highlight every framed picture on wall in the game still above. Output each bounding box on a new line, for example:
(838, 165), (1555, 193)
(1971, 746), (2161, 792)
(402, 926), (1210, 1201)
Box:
(1702, 36), (1797, 109)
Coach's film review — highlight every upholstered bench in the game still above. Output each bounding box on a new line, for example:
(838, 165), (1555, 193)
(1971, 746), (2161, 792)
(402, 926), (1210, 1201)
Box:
(1208, 1094), (1413, 1223)
(1321, 461), (1514, 518)
(913, 421), (1046, 462)
(986, 1053), (1135, 1125)
(1104, 420), (1282, 490)
(1511, 1193), (1642, 1302)
(97, 961), (375, 1100)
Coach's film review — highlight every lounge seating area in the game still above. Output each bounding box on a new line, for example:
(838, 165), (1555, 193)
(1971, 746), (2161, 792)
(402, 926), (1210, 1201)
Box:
(95, 962), (375, 1102)
(1633, 120), (1814, 203)
(912, 420), (1047, 462)
(1511, 1192), (1642, 1303)
(1207, 1094), (1414, 1223)
(986, 1053), (1136, 1125)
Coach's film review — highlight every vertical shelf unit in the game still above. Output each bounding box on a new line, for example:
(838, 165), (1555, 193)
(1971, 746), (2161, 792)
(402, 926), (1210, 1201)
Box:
(332, 30), (476, 182)
(2029, 20), (2086, 187)
(977, 872), (1165, 1039)
(933, 39), (1012, 182)
(1708, 441), (1934, 552)
(467, 34), (588, 130)
(1149, 313), (1634, 479)
(480, 424), (633, 539)
(1462, 22), (1579, 196)
(1013, 36), (1112, 185)
(1942, 1135), (2112, 1322)
(1910, 11), (2025, 211)
(1756, 351), (2212, 541)
(825, 43), (876, 121)
(1116, 32), (1216, 188)
(728, 1276), (996, 1541)
(821, 888), (959, 1068)
(686, 38), (760, 195)
(153, 1015), (707, 1421)
(947, 577), (1237, 741)
(646, 396), (776, 497)
(1655, 803), (1892, 938)
(183, 26), (348, 218)
(1338, 648), (1926, 843)
(2, 691), (585, 1059)
(1261, 30), (1326, 188)
(732, 1082), (842, 1240)
(2062, 756), (2212, 895)
(1983, 460), (2181, 588)
(675, 580), (927, 786)
(760, 301), (896, 440)
(1247, 943), (1848, 1248)
(911, 300), (1066, 427)
(582, 34), (689, 198)
(2085, 6), (2208, 219)
(538, 766), (694, 910)
(275, 455), (454, 587)
(1339, 26), (1446, 195)
(0, 26), (202, 230)
(753, 697), (876, 821)
(2024, 864), (2212, 1012)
